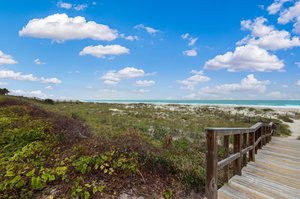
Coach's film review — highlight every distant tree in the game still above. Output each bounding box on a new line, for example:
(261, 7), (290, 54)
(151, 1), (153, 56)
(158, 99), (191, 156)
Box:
(0, 88), (9, 95)
(44, 98), (55, 105)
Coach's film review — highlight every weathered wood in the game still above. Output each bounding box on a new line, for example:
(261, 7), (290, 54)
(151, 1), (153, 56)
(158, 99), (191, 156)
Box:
(242, 133), (248, 166)
(218, 137), (300, 199)
(255, 130), (258, 154)
(249, 131), (255, 162)
(233, 133), (242, 175)
(255, 137), (262, 147)
(218, 152), (240, 169)
(205, 122), (277, 199)
(241, 145), (253, 155)
(206, 130), (218, 199)
(223, 135), (229, 182)
(258, 127), (262, 149)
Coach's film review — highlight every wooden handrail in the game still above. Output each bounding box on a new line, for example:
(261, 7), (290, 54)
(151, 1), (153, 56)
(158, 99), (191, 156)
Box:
(205, 122), (276, 199)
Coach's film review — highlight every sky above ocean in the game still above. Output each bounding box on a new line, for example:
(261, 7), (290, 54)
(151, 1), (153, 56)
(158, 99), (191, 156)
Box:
(0, 0), (300, 100)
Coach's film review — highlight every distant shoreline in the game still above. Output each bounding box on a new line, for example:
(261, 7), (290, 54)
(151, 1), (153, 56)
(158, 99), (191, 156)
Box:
(84, 100), (300, 110)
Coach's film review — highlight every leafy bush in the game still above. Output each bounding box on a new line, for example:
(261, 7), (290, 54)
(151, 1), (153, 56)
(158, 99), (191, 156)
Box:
(44, 98), (55, 105)
(278, 115), (293, 123)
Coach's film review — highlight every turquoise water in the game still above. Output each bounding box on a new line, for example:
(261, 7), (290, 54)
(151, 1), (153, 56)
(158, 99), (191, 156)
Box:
(84, 100), (300, 108)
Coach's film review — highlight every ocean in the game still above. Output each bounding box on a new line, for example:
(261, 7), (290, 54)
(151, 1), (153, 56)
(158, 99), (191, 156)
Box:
(84, 100), (300, 108)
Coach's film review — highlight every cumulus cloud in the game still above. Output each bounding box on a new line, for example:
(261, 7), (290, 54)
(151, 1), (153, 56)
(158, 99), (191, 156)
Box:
(57, 1), (72, 9)
(296, 79), (300, 87)
(278, 1), (300, 24)
(0, 51), (17, 65)
(267, 0), (290, 14)
(57, 1), (88, 11)
(74, 4), (88, 11)
(11, 90), (49, 99)
(19, 13), (118, 42)
(134, 24), (160, 34)
(135, 80), (155, 87)
(34, 58), (45, 65)
(238, 17), (300, 50)
(178, 70), (210, 90)
(181, 33), (198, 46)
(200, 74), (269, 97)
(120, 34), (139, 41)
(278, 1), (300, 33)
(183, 49), (197, 57)
(79, 45), (129, 58)
(0, 70), (61, 84)
(204, 45), (284, 72)
(101, 67), (145, 85)
(45, 86), (53, 90)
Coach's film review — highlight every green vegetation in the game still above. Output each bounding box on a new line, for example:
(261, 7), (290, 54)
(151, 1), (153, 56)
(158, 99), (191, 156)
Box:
(0, 88), (9, 95)
(0, 95), (292, 198)
(278, 115), (294, 123)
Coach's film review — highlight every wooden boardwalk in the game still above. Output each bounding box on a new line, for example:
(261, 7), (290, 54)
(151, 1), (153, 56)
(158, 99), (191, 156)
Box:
(218, 137), (300, 199)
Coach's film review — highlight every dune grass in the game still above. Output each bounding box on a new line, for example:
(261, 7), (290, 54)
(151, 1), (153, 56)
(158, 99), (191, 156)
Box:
(0, 95), (292, 198)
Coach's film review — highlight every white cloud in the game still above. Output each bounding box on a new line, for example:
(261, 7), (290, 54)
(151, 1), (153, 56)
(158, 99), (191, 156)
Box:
(134, 24), (160, 34)
(11, 90), (48, 99)
(294, 17), (300, 33)
(19, 13), (118, 42)
(0, 82), (8, 86)
(183, 49), (197, 56)
(79, 45), (129, 58)
(238, 17), (300, 50)
(204, 45), (284, 72)
(201, 74), (269, 94)
(57, 1), (72, 9)
(267, 0), (290, 14)
(295, 62), (300, 67)
(101, 67), (145, 85)
(278, 1), (300, 33)
(120, 34), (139, 41)
(135, 80), (155, 87)
(74, 4), (88, 11)
(181, 33), (198, 46)
(132, 89), (150, 94)
(278, 1), (300, 24)
(0, 51), (17, 65)
(178, 70), (210, 90)
(45, 86), (53, 90)
(0, 70), (61, 84)
(34, 58), (45, 65)
(296, 80), (300, 87)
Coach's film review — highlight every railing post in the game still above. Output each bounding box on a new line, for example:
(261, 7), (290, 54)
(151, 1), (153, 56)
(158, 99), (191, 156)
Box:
(233, 133), (242, 175)
(249, 131), (255, 162)
(242, 133), (247, 166)
(255, 130), (258, 154)
(206, 130), (218, 199)
(258, 127), (262, 149)
(223, 135), (229, 183)
(266, 126), (271, 143)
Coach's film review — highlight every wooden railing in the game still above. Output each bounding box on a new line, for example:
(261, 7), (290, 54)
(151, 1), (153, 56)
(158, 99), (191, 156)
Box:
(205, 122), (276, 199)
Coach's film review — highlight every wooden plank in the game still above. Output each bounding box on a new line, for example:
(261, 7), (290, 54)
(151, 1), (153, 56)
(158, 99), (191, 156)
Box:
(206, 130), (218, 199)
(242, 133), (248, 166)
(249, 131), (255, 162)
(233, 133), (242, 175)
(218, 152), (240, 169)
(223, 135), (229, 182)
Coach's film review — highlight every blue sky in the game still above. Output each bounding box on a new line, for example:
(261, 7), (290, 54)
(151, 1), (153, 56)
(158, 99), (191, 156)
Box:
(0, 0), (300, 100)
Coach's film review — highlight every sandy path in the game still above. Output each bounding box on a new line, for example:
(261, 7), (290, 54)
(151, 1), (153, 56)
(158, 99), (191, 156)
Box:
(283, 119), (300, 140)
